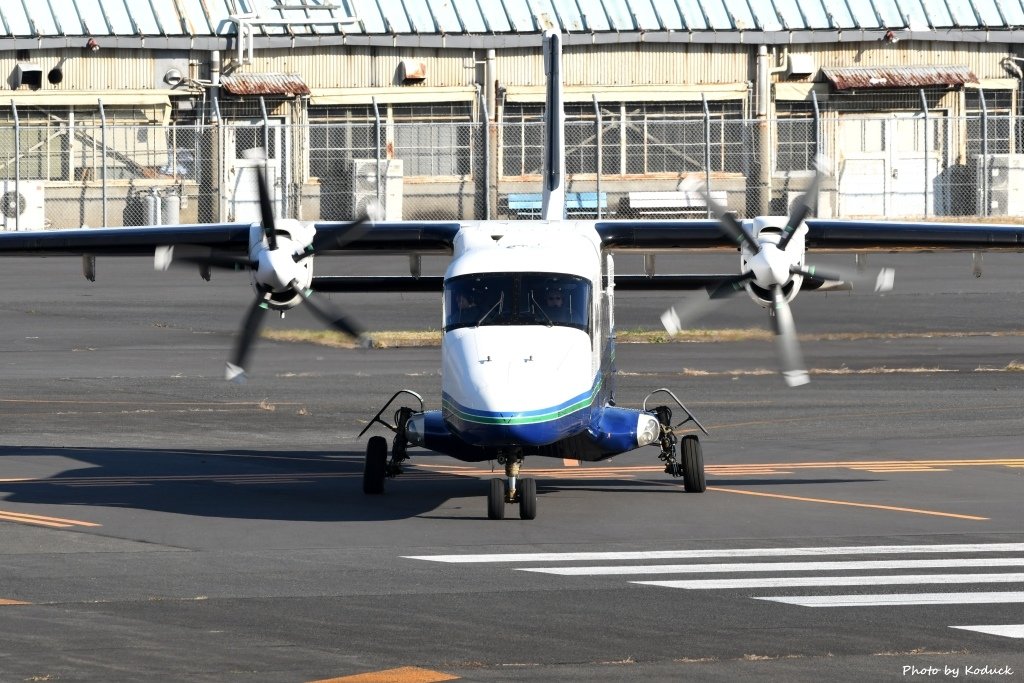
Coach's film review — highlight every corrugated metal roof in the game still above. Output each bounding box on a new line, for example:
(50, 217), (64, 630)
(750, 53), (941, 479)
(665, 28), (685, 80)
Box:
(220, 72), (310, 96)
(822, 65), (980, 90)
(1, 1), (1023, 48)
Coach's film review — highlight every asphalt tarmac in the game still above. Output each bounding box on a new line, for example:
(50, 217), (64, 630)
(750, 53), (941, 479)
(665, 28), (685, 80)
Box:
(1, 252), (1023, 682)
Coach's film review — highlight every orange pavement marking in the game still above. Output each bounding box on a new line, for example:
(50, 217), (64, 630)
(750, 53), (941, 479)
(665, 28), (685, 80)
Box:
(0, 598), (30, 606)
(709, 487), (989, 521)
(309, 667), (458, 683)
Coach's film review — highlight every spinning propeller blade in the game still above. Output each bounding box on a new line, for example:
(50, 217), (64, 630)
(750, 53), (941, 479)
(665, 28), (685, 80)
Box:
(778, 165), (823, 252)
(769, 285), (809, 387)
(226, 291), (270, 383)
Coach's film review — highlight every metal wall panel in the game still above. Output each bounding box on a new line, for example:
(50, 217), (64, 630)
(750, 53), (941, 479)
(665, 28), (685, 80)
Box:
(1, 49), (156, 90)
(248, 48), (478, 89)
(497, 43), (749, 86)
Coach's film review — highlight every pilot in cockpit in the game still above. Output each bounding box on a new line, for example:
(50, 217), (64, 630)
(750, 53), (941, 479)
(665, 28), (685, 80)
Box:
(544, 287), (571, 322)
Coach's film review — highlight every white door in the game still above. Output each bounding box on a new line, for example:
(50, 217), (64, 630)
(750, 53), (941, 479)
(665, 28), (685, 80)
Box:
(226, 120), (284, 222)
(837, 113), (943, 217)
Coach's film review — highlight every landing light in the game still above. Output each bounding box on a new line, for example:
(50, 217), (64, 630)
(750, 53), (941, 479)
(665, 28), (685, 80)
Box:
(405, 414), (425, 446)
(637, 414), (661, 447)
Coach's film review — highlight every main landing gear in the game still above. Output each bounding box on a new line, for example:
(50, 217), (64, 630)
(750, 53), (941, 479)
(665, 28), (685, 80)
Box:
(359, 390), (422, 495)
(644, 388), (710, 492)
(487, 450), (537, 520)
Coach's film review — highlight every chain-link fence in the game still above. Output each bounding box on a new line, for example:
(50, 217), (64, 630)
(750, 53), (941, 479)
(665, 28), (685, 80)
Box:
(2, 110), (1023, 230)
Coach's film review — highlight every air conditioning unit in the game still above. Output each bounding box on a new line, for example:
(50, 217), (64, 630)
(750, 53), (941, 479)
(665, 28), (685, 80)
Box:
(351, 159), (403, 221)
(1, 181), (45, 230)
(975, 154), (1024, 216)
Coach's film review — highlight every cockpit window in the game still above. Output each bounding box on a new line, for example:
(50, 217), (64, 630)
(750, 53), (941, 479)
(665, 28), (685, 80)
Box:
(445, 272), (591, 332)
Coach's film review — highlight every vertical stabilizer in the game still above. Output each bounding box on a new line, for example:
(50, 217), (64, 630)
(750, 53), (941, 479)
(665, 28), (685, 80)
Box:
(540, 30), (566, 221)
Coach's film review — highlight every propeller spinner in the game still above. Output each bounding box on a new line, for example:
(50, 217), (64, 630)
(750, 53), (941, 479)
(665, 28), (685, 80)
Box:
(156, 168), (373, 383)
(661, 170), (893, 387)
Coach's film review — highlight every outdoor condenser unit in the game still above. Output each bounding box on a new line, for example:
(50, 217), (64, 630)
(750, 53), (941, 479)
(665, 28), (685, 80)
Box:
(351, 159), (403, 221)
(1, 181), (45, 230)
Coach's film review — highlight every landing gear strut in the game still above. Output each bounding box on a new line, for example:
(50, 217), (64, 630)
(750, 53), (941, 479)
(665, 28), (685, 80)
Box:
(488, 450), (536, 520)
(644, 388), (709, 493)
(360, 390), (422, 495)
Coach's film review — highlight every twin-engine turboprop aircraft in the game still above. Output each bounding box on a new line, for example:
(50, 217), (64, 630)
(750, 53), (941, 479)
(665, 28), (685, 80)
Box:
(3, 31), (1024, 520)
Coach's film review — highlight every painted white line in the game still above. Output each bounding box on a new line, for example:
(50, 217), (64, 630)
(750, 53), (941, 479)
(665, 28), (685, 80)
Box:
(631, 573), (1024, 590)
(518, 558), (1024, 576)
(950, 624), (1024, 639)
(756, 592), (1024, 607)
(403, 543), (1024, 564)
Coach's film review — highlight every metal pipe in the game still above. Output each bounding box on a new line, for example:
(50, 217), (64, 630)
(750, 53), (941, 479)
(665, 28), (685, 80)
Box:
(99, 98), (107, 227)
(979, 88), (989, 217)
(477, 85), (490, 220)
(11, 101), (19, 230)
(485, 49), (496, 120)
(919, 88), (929, 218)
(209, 50), (221, 122)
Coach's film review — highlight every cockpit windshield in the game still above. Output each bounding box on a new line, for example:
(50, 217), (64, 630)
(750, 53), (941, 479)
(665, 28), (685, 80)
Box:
(445, 272), (591, 332)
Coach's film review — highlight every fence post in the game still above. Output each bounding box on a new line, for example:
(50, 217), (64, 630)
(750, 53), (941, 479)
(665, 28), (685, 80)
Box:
(372, 96), (382, 206)
(258, 96), (273, 216)
(10, 101), (20, 231)
(593, 94), (602, 219)
(702, 94), (712, 218)
(979, 88), (989, 217)
(919, 89), (929, 218)
(811, 89), (822, 215)
(98, 98), (107, 227)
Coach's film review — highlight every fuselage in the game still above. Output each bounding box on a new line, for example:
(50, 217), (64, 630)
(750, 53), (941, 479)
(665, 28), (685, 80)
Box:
(439, 222), (607, 449)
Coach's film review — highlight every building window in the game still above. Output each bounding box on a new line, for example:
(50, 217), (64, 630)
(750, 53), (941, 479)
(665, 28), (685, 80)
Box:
(309, 102), (472, 179)
(966, 89), (1013, 156)
(775, 102), (817, 172)
(500, 100), (742, 178)
(392, 103), (473, 177)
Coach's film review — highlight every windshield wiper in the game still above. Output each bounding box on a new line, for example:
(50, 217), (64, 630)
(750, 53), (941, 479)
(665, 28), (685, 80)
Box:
(530, 292), (554, 327)
(475, 292), (505, 327)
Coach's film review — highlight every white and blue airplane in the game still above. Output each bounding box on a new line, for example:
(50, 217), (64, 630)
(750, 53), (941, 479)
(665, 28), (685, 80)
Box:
(3, 31), (1024, 520)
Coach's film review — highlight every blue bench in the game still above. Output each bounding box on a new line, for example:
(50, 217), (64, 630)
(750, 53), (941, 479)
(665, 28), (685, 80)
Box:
(506, 192), (608, 217)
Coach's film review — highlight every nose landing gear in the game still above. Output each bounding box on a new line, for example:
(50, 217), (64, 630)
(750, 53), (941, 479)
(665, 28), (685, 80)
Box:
(487, 450), (537, 520)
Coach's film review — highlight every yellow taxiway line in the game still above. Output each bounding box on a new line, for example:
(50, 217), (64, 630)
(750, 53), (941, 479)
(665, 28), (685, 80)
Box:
(0, 509), (101, 529)
(708, 487), (989, 521)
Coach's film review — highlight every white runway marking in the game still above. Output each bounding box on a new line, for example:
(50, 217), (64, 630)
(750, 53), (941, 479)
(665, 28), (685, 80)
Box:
(757, 592), (1024, 607)
(949, 624), (1024, 639)
(632, 573), (1024, 590)
(404, 543), (1024, 564)
(517, 558), (1024, 576)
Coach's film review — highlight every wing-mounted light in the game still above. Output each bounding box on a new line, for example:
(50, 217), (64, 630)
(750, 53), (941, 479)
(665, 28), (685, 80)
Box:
(661, 166), (893, 388)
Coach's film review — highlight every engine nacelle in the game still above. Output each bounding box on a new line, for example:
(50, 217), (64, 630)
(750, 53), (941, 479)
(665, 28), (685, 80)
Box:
(248, 219), (316, 311)
(740, 216), (807, 307)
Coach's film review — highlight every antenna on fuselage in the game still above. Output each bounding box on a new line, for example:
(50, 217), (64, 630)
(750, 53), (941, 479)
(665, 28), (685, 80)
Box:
(540, 27), (566, 222)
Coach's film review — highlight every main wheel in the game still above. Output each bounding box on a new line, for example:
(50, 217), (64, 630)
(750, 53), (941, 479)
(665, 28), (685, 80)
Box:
(518, 478), (537, 520)
(487, 479), (505, 520)
(363, 435), (388, 494)
(681, 434), (706, 493)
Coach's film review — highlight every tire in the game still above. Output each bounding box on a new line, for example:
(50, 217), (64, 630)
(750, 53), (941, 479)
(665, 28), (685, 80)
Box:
(518, 478), (537, 520)
(681, 435), (706, 493)
(363, 436), (388, 494)
(487, 479), (505, 520)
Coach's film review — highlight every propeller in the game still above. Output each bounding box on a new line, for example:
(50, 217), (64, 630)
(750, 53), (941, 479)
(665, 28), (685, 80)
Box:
(661, 171), (893, 387)
(157, 168), (374, 383)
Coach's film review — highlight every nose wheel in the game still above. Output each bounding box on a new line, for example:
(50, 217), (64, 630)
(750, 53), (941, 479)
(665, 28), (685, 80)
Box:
(487, 451), (536, 520)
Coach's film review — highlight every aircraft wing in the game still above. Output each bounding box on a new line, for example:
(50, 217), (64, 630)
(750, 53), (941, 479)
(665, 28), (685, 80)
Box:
(596, 219), (1024, 251)
(0, 221), (461, 258)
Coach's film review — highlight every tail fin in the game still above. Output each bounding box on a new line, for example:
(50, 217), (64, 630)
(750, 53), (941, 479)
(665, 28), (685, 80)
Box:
(540, 29), (566, 221)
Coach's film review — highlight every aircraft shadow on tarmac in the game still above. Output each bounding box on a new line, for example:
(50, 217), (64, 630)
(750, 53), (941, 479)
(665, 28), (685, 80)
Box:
(0, 446), (881, 522)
